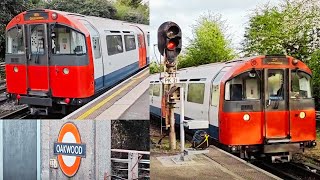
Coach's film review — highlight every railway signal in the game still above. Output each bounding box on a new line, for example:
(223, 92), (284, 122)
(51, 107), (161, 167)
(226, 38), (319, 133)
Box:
(158, 21), (182, 150)
(158, 21), (182, 64)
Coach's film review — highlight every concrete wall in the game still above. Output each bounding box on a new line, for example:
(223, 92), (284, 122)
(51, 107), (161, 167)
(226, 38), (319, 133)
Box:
(1, 120), (38, 180)
(41, 120), (111, 180)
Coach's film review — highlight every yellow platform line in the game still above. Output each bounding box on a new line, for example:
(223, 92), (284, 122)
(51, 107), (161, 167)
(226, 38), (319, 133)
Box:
(76, 70), (149, 120)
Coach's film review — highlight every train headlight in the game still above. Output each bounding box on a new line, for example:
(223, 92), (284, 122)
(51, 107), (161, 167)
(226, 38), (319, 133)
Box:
(292, 59), (299, 65)
(243, 114), (250, 121)
(63, 68), (69, 75)
(299, 112), (306, 119)
(13, 66), (18, 73)
(51, 13), (58, 20)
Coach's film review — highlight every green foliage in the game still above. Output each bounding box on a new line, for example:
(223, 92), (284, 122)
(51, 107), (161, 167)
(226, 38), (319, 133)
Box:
(178, 13), (235, 69)
(45, 0), (117, 19)
(0, 0), (29, 61)
(149, 61), (163, 74)
(114, 0), (149, 24)
(242, 0), (320, 61)
(307, 50), (320, 108)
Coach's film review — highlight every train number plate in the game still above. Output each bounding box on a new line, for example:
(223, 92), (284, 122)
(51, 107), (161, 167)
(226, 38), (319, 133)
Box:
(161, 77), (180, 84)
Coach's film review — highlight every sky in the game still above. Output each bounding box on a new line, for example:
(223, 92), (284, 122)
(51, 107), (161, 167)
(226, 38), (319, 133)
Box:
(149, 0), (281, 61)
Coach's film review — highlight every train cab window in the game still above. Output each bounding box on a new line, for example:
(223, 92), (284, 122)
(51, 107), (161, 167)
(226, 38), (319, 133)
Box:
(106, 35), (123, 55)
(153, 84), (160, 96)
(267, 70), (284, 100)
(30, 24), (46, 54)
(187, 83), (205, 104)
(6, 26), (24, 54)
(52, 25), (87, 55)
(291, 71), (312, 98)
(225, 71), (261, 101)
(124, 35), (136, 51)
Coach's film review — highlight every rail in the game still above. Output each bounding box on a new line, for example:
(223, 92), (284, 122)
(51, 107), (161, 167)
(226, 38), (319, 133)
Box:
(111, 149), (150, 180)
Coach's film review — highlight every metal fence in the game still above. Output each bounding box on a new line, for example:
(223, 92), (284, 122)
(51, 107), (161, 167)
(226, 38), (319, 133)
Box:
(111, 149), (150, 180)
(0, 62), (5, 80)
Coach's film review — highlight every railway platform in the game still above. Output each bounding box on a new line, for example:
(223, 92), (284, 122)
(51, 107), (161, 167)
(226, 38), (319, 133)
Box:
(151, 146), (281, 180)
(63, 68), (149, 120)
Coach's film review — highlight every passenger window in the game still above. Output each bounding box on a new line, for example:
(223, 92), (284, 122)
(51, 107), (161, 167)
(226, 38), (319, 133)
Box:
(6, 26), (24, 54)
(124, 35), (136, 51)
(153, 84), (160, 96)
(187, 83), (205, 104)
(291, 71), (312, 98)
(225, 71), (261, 101)
(92, 37), (101, 58)
(106, 35), (123, 55)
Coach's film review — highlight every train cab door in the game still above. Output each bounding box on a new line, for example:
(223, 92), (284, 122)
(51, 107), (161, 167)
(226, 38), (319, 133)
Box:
(137, 34), (147, 68)
(25, 24), (50, 92)
(80, 20), (104, 90)
(208, 67), (229, 139)
(264, 69), (290, 142)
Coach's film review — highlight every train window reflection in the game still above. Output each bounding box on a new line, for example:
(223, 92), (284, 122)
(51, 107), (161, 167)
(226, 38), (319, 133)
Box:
(291, 71), (312, 98)
(6, 26), (24, 54)
(225, 71), (261, 101)
(52, 25), (87, 55)
(268, 70), (284, 100)
(187, 83), (205, 104)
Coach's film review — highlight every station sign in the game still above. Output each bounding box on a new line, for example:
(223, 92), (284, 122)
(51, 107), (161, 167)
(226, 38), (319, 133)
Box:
(54, 122), (86, 177)
(161, 77), (180, 84)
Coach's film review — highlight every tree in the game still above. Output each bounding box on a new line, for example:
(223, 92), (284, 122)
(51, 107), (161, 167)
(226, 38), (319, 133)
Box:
(149, 61), (163, 74)
(307, 50), (320, 109)
(178, 13), (235, 69)
(45, 0), (117, 19)
(242, 0), (320, 61)
(0, 0), (29, 61)
(114, 0), (149, 24)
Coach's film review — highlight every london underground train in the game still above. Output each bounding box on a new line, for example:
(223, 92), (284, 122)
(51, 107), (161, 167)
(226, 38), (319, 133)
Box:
(150, 55), (316, 162)
(5, 9), (149, 115)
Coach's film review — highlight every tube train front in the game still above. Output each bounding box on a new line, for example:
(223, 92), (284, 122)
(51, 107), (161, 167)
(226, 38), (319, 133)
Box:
(150, 55), (316, 162)
(5, 9), (149, 115)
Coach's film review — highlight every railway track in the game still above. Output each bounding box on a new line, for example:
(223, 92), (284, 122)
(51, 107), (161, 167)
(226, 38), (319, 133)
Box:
(0, 106), (30, 119)
(253, 161), (320, 180)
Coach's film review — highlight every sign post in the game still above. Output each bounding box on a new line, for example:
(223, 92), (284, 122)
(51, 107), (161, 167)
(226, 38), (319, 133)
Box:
(157, 21), (182, 150)
(54, 122), (86, 177)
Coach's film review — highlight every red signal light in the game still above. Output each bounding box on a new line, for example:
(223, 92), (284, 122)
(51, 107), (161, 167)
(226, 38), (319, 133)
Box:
(167, 41), (176, 50)
(64, 98), (70, 104)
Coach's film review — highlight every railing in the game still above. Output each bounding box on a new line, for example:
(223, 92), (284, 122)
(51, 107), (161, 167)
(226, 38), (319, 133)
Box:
(111, 149), (150, 180)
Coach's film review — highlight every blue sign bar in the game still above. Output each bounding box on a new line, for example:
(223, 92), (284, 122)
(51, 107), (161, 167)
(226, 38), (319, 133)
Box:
(53, 142), (86, 157)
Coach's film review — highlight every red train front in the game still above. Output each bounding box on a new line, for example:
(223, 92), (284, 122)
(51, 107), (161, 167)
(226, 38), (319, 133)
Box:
(5, 9), (149, 115)
(218, 55), (316, 162)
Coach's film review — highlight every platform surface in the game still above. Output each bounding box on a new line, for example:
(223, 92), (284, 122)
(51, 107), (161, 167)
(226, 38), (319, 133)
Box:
(63, 68), (149, 120)
(151, 146), (281, 180)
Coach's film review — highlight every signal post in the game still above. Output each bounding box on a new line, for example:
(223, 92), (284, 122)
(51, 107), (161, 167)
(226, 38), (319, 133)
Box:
(157, 22), (182, 150)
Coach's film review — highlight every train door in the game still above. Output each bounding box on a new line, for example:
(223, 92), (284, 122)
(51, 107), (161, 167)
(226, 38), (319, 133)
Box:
(26, 24), (50, 92)
(137, 34), (147, 68)
(264, 69), (290, 141)
(80, 20), (104, 90)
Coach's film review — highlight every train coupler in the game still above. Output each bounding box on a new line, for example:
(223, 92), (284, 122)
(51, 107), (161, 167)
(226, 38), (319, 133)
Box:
(30, 107), (48, 116)
(271, 153), (292, 163)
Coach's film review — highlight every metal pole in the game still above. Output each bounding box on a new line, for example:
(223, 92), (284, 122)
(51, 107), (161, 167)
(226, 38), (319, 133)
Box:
(180, 86), (185, 161)
(167, 64), (176, 150)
